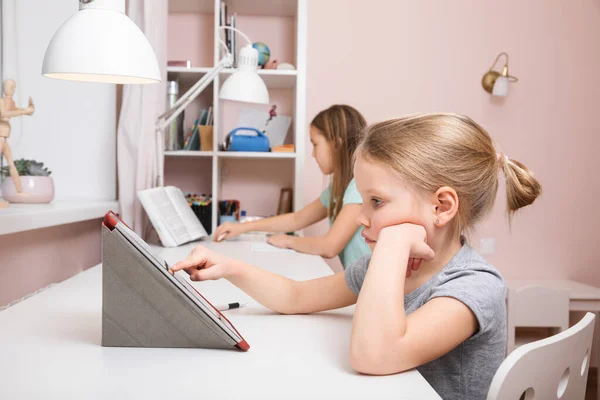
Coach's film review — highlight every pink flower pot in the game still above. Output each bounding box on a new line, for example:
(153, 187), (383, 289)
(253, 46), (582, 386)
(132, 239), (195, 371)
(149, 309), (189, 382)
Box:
(0, 176), (55, 203)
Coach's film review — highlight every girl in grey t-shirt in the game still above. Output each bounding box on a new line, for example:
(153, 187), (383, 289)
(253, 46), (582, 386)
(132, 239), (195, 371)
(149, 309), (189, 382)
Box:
(171, 113), (542, 400)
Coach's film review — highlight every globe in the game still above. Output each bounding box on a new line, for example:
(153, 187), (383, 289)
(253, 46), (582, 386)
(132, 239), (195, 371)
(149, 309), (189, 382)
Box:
(252, 42), (270, 67)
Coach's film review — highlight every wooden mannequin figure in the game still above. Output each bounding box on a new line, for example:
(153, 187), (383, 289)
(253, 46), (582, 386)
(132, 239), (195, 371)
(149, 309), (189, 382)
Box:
(0, 79), (34, 208)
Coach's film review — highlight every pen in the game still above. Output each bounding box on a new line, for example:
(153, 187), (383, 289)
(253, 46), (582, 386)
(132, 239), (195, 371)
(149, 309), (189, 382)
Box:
(217, 233), (227, 242)
(215, 302), (247, 311)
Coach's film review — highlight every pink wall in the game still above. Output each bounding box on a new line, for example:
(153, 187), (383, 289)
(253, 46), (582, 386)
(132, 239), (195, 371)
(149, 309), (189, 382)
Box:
(304, 0), (600, 284)
(220, 158), (294, 217)
(168, 13), (214, 68)
(164, 156), (213, 195)
(0, 220), (102, 307)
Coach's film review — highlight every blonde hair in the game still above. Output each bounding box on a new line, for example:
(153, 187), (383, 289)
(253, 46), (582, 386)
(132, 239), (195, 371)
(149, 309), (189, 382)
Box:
(357, 113), (541, 238)
(311, 105), (367, 220)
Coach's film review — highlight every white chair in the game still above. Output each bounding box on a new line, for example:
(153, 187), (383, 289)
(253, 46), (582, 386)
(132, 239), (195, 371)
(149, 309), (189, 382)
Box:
(487, 312), (595, 400)
(507, 286), (570, 355)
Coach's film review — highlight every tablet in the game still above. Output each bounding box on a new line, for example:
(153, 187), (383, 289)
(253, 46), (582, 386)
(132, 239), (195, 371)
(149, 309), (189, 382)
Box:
(103, 211), (249, 351)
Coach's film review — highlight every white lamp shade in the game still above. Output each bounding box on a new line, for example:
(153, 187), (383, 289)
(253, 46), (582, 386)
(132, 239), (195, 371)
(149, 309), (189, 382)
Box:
(219, 45), (269, 104)
(492, 76), (509, 97)
(220, 71), (269, 104)
(42, 5), (160, 84)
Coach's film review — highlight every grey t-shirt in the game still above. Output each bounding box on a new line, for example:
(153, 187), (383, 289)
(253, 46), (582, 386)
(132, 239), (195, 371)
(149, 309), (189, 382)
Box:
(345, 240), (506, 400)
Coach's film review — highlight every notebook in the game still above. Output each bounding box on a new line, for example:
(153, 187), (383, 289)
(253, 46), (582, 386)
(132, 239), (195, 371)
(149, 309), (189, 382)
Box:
(138, 186), (208, 247)
(102, 211), (249, 351)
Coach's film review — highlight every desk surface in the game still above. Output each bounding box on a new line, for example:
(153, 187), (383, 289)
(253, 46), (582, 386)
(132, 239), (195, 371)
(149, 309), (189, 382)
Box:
(0, 238), (440, 400)
(507, 279), (600, 301)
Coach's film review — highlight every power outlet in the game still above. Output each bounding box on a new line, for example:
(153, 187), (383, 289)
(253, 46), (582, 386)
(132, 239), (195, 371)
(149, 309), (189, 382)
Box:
(479, 238), (496, 255)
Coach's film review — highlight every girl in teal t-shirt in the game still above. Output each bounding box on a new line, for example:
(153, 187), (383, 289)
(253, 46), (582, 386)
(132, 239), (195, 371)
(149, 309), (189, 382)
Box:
(214, 105), (371, 269)
(319, 179), (370, 267)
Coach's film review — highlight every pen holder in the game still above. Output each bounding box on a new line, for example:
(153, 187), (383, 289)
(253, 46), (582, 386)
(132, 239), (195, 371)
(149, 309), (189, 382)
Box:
(219, 215), (237, 225)
(200, 126), (213, 151)
(190, 202), (212, 234)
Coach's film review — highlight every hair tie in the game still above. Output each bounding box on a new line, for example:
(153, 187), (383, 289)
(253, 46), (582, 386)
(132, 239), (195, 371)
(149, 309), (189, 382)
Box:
(496, 153), (510, 166)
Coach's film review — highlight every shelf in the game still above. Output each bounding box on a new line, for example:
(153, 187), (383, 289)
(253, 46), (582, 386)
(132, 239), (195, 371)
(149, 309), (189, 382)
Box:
(221, 69), (297, 89)
(167, 67), (212, 86)
(165, 151), (214, 157)
(169, 0), (297, 17)
(167, 67), (297, 90)
(167, 66), (212, 74)
(164, 151), (295, 159)
(217, 151), (295, 159)
(0, 200), (118, 235)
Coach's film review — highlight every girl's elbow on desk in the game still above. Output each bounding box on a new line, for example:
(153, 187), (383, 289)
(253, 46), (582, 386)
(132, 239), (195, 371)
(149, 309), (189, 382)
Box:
(285, 235), (340, 259)
(316, 237), (344, 259)
(350, 348), (410, 376)
(349, 336), (413, 375)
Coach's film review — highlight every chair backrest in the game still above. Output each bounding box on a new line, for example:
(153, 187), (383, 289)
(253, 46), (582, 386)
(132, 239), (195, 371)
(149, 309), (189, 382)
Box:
(506, 285), (570, 353)
(487, 312), (595, 400)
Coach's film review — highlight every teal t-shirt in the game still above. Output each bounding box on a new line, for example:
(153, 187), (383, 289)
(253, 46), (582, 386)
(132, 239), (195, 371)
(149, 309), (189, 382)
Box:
(319, 179), (371, 269)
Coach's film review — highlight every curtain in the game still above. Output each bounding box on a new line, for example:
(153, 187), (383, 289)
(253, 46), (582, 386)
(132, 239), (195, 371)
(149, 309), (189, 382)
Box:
(117, 0), (167, 236)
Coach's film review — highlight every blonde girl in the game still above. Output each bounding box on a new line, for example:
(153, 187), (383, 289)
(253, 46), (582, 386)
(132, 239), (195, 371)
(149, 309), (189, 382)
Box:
(174, 113), (541, 399)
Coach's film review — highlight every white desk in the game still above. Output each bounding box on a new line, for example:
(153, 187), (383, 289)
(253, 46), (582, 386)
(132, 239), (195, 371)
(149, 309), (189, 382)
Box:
(0, 239), (441, 400)
(507, 280), (600, 312)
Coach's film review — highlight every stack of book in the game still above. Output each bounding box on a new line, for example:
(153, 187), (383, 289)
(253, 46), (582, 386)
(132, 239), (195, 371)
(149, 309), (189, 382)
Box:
(220, 1), (237, 67)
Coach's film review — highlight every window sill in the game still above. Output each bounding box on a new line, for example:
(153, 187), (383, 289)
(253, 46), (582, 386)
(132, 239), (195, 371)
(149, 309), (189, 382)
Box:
(0, 200), (118, 235)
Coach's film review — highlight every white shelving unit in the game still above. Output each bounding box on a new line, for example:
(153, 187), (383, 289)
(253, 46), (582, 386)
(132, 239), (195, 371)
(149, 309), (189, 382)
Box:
(165, 150), (213, 157)
(216, 151), (296, 159)
(165, 0), (307, 234)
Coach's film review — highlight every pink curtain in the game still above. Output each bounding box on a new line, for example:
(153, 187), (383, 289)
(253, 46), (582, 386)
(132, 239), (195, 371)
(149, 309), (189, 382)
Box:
(117, 0), (167, 236)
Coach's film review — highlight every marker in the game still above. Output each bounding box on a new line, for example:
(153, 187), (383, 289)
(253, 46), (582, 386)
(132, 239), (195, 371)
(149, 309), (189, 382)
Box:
(215, 302), (246, 311)
(217, 233), (227, 242)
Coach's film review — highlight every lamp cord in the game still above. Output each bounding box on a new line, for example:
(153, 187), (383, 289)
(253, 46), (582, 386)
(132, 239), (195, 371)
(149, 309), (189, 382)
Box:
(219, 25), (252, 46)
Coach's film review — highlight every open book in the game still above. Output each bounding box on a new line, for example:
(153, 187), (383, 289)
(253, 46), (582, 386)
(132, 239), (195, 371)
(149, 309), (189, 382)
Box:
(138, 186), (208, 247)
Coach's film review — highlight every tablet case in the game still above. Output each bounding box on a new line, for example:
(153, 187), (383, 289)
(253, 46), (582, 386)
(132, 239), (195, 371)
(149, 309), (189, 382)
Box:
(102, 221), (248, 350)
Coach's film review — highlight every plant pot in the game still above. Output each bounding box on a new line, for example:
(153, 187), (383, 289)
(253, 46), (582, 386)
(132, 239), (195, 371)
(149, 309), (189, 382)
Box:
(0, 176), (55, 203)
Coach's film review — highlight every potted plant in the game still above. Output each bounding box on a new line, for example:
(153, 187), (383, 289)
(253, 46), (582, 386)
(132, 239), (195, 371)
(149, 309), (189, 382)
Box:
(0, 158), (54, 203)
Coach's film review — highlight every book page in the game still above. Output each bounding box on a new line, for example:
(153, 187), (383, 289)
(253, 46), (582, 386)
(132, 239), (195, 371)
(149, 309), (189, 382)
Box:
(166, 187), (208, 240)
(144, 188), (193, 246)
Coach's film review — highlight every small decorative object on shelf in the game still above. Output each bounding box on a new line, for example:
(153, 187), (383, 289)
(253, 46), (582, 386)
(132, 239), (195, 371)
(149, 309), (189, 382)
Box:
(167, 60), (192, 68)
(0, 79), (35, 208)
(263, 59), (279, 69)
(0, 158), (54, 204)
(277, 188), (293, 215)
(276, 63), (295, 70)
(272, 144), (294, 153)
(252, 42), (270, 67)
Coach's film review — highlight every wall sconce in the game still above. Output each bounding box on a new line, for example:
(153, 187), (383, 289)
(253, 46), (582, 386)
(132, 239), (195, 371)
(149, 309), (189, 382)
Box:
(481, 52), (518, 97)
